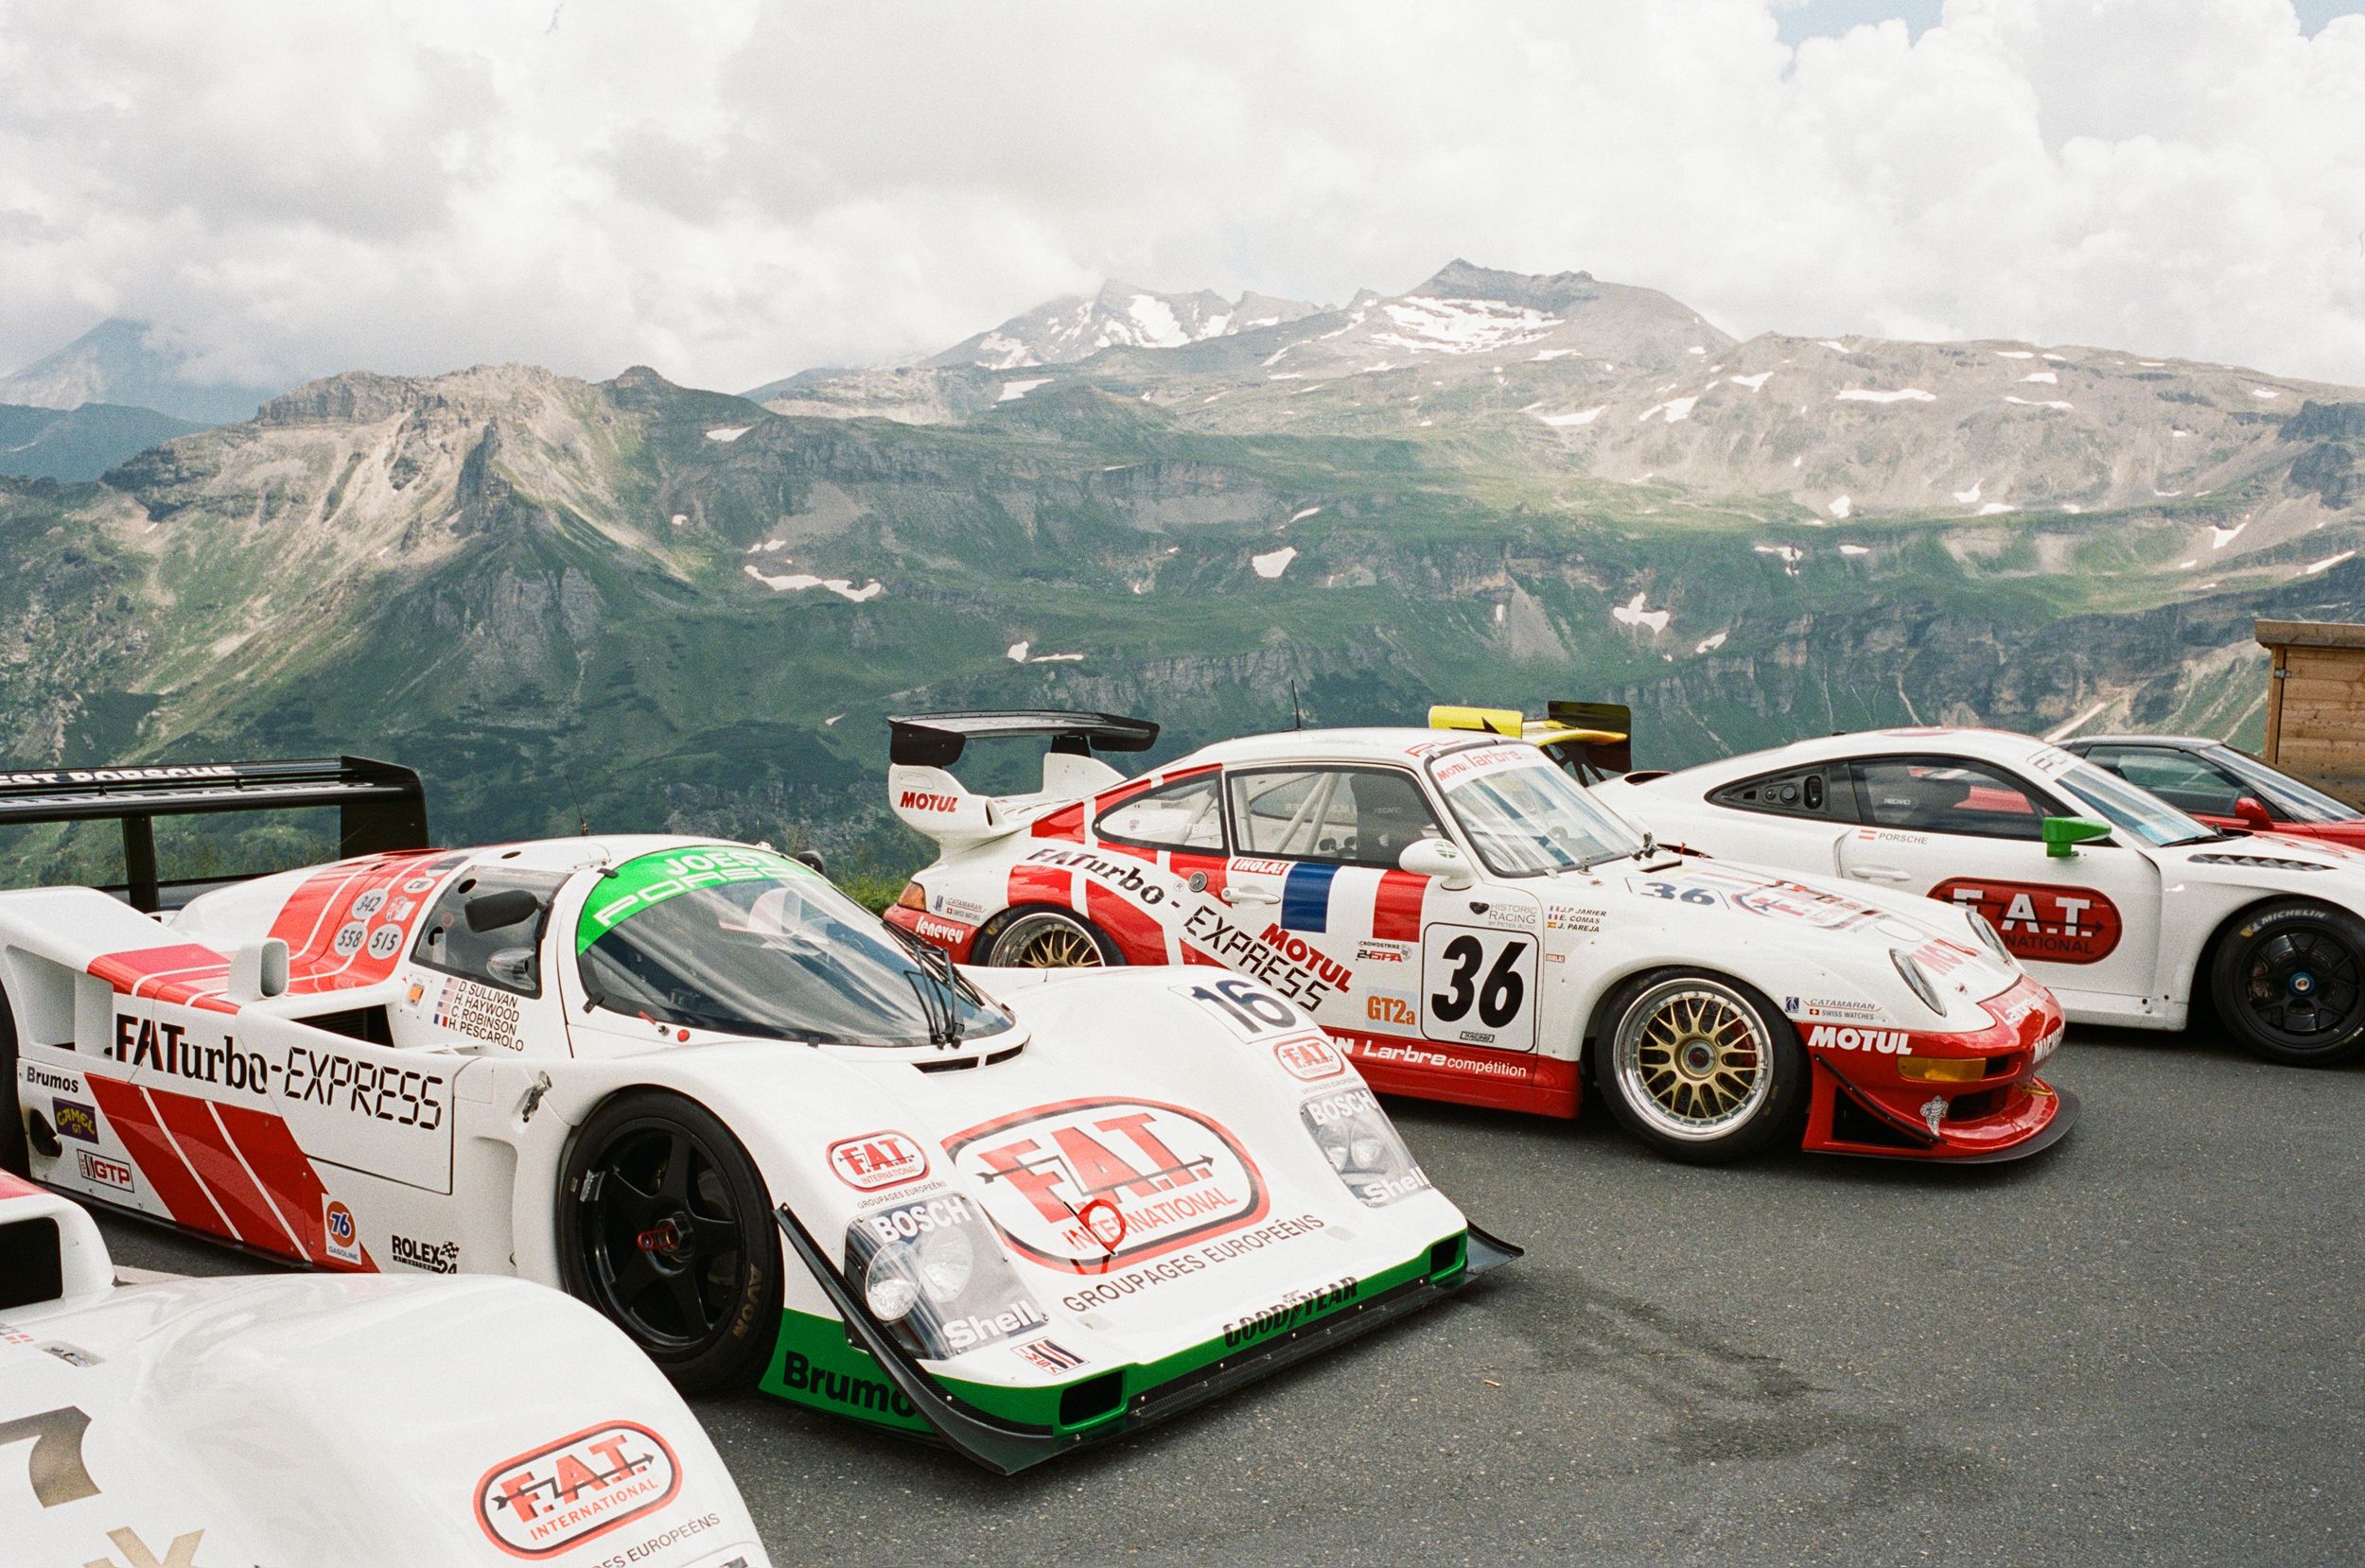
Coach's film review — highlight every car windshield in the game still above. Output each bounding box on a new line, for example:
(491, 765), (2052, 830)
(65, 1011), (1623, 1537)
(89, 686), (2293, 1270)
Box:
(576, 845), (1009, 1047)
(2203, 745), (2361, 824)
(2051, 761), (2216, 847)
(1428, 744), (1646, 876)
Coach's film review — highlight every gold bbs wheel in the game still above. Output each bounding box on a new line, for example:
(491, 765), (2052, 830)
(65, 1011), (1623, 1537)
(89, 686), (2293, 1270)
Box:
(990, 910), (1109, 968)
(1608, 975), (1780, 1148)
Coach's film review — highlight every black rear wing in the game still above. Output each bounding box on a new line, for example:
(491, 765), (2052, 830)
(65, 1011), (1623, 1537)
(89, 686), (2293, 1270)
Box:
(0, 756), (429, 912)
(887, 710), (1159, 770)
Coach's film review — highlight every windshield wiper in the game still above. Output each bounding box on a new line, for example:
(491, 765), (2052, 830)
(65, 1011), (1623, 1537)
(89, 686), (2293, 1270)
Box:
(1578, 831), (1662, 874)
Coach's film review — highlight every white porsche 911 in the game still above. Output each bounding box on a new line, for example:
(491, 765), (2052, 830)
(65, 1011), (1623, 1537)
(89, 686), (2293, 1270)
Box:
(0, 1170), (769, 1567)
(884, 712), (2075, 1165)
(1596, 726), (2365, 1066)
(0, 759), (1510, 1473)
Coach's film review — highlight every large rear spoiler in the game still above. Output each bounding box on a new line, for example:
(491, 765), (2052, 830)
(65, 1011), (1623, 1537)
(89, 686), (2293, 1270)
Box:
(885, 711), (1158, 849)
(1427, 702), (1633, 780)
(0, 757), (429, 912)
(887, 710), (1160, 769)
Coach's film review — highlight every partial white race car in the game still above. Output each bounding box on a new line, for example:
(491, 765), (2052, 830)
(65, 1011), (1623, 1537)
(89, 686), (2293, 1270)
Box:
(0, 1171), (768, 1567)
(883, 712), (2075, 1164)
(0, 759), (1513, 1474)
(1597, 726), (2365, 1065)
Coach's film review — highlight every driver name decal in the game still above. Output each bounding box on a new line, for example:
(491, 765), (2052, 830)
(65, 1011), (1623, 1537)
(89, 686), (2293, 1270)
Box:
(1932, 879), (2123, 964)
(945, 1098), (1269, 1270)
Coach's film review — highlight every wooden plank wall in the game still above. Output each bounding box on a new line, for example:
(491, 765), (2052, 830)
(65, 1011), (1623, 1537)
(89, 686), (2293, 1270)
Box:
(2265, 639), (2365, 804)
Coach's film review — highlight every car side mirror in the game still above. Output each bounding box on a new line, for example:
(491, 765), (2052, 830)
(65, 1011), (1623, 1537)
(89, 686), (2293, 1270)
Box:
(1400, 837), (1476, 890)
(464, 888), (544, 932)
(792, 848), (827, 876)
(2234, 796), (2275, 831)
(2041, 816), (2112, 858)
(484, 948), (536, 988)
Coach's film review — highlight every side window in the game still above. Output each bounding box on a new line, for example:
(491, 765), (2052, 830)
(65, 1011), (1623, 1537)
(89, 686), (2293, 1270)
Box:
(1227, 767), (1442, 868)
(2082, 746), (2243, 817)
(1096, 774), (1226, 852)
(1708, 765), (1858, 823)
(1848, 757), (2051, 841)
(410, 866), (569, 998)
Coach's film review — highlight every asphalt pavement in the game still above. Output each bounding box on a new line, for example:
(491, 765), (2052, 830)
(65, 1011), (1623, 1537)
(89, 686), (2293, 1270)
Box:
(96, 1023), (2365, 1566)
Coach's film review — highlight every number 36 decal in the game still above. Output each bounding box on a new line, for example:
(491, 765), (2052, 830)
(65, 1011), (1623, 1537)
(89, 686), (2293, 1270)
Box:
(1420, 926), (1537, 1052)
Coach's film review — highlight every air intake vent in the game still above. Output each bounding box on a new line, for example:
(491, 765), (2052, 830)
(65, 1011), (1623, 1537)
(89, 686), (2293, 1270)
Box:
(914, 1041), (1026, 1074)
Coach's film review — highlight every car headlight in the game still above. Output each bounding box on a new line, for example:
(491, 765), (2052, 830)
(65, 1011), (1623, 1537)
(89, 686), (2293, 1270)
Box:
(1301, 1087), (1433, 1208)
(916, 1225), (974, 1304)
(864, 1265), (920, 1321)
(1890, 948), (1947, 1016)
(1966, 912), (2014, 966)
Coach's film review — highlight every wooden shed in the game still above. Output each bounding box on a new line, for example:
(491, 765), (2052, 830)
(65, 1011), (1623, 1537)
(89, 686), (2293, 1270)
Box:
(2256, 618), (2365, 803)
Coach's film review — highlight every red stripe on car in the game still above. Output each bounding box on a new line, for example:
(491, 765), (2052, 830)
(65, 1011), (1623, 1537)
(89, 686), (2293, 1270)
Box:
(215, 1100), (365, 1268)
(1372, 870), (1427, 942)
(84, 1076), (230, 1233)
(149, 1089), (298, 1254)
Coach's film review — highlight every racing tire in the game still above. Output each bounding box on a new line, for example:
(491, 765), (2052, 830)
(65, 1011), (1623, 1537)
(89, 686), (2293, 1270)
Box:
(1595, 969), (1808, 1163)
(0, 989), (25, 1176)
(557, 1089), (784, 1394)
(983, 905), (1120, 968)
(2208, 901), (2365, 1067)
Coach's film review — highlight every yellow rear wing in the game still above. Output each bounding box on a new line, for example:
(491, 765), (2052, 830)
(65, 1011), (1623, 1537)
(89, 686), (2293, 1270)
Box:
(1426, 701), (1634, 776)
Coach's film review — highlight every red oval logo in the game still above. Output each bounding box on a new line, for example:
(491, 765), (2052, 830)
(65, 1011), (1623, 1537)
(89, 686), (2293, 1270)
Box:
(826, 1130), (930, 1192)
(1931, 879), (2123, 965)
(944, 1098), (1268, 1272)
(474, 1420), (682, 1559)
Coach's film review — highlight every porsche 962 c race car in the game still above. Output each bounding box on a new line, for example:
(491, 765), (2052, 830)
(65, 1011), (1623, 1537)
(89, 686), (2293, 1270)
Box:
(881, 712), (2075, 1163)
(1, 1169), (770, 1567)
(1599, 726), (2365, 1065)
(0, 759), (1512, 1473)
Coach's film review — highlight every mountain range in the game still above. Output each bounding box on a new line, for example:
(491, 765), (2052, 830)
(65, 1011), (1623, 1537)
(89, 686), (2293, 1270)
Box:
(0, 260), (2356, 883)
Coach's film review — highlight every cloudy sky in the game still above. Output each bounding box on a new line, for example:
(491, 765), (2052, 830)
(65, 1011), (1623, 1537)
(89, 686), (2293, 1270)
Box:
(3, 0), (2364, 394)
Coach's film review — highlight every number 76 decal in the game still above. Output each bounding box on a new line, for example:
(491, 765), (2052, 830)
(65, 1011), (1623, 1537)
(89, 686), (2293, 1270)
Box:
(0, 1404), (98, 1507)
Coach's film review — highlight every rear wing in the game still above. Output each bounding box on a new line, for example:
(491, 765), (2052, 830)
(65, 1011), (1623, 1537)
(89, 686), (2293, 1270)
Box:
(0, 756), (429, 912)
(885, 711), (1158, 848)
(1426, 702), (1633, 781)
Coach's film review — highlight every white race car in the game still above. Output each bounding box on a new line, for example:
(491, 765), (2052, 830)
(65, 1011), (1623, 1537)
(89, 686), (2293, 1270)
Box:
(1597, 726), (2365, 1065)
(883, 712), (2074, 1163)
(0, 759), (1512, 1473)
(1, 1171), (768, 1568)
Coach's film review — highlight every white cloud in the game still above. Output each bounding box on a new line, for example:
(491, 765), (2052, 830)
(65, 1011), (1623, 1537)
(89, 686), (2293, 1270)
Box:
(1, 0), (2362, 393)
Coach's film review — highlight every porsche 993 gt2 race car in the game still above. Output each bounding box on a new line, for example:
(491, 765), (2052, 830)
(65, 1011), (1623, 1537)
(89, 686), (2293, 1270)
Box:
(881, 712), (2075, 1163)
(1, 1170), (769, 1568)
(0, 760), (1513, 1473)
(1597, 726), (2365, 1065)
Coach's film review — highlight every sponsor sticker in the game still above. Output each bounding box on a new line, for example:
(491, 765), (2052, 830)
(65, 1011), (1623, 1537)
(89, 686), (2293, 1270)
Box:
(77, 1150), (133, 1193)
(947, 1098), (1269, 1270)
(474, 1420), (682, 1559)
(911, 914), (972, 949)
(390, 1234), (460, 1274)
(1934, 879), (2123, 965)
(1272, 1031), (1346, 1081)
(1011, 1337), (1088, 1373)
(323, 1197), (363, 1265)
(1805, 1025), (1910, 1054)
(24, 1063), (81, 1094)
(1354, 939), (1411, 963)
(828, 1130), (931, 1192)
(37, 1341), (101, 1368)
(1783, 995), (1889, 1024)
(50, 1099), (98, 1143)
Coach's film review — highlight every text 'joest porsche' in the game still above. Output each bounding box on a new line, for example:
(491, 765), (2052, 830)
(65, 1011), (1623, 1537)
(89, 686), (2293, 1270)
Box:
(882, 711), (2075, 1163)
(0, 758), (1514, 1473)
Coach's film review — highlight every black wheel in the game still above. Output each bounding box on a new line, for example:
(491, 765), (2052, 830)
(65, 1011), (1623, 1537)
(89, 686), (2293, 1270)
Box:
(1595, 969), (1808, 1163)
(2209, 901), (2365, 1067)
(0, 990), (25, 1176)
(556, 1089), (783, 1392)
(983, 905), (1119, 967)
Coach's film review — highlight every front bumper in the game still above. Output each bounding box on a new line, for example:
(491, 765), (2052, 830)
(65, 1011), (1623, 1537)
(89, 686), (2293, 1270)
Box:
(1799, 976), (2079, 1162)
(771, 1203), (1519, 1472)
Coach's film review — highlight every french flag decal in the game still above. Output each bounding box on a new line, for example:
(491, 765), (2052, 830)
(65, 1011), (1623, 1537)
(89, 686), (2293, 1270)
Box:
(1280, 862), (1339, 932)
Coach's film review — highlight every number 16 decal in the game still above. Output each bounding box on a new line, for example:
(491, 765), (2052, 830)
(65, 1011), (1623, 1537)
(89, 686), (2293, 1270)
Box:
(1420, 925), (1537, 1052)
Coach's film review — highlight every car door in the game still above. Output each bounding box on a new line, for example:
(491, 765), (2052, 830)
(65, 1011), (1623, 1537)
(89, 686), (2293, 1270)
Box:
(1831, 753), (2164, 1007)
(1221, 763), (1542, 1056)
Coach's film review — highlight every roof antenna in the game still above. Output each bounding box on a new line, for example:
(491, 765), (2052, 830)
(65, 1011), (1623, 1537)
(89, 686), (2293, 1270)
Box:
(1291, 680), (1304, 731)
(561, 759), (591, 837)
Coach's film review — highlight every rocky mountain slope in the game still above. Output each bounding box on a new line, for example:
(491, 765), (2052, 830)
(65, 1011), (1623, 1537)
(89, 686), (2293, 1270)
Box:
(0, 263), (2357, 881)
